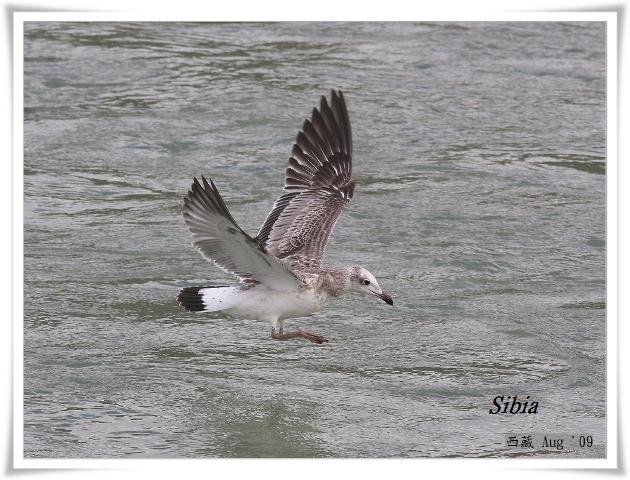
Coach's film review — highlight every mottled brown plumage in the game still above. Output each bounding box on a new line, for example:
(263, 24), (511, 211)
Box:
(256, 89), (354, 273)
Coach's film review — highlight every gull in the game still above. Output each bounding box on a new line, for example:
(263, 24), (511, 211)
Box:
(177, 90), (392, 344)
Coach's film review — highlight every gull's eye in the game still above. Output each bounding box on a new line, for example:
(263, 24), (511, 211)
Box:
(362, 279), (370, 286)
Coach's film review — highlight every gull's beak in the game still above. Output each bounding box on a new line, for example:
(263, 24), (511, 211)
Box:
(376, 292), (393, 306)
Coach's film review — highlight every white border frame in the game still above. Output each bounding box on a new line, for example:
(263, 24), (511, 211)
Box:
(12, 10), (618, 472)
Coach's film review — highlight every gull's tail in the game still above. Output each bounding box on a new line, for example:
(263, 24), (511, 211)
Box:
(176, 286), (240, 312)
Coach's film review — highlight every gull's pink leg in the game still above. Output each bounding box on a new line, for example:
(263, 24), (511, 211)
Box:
(271, 328), (328, 344)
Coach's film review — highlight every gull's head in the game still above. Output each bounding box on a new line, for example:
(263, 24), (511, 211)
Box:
(350, 267), (393, 306)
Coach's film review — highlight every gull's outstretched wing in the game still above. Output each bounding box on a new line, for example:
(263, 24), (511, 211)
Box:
(182, 176), (300, 290)
(256, 89), (354, 272)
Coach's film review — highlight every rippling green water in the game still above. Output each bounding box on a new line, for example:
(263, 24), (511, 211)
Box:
(23, 21), (606, 458)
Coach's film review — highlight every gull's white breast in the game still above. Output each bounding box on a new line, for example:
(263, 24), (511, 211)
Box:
(226, 286), (327, 321)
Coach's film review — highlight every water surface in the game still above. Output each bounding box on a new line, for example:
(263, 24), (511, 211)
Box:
(23, 21), (606, 458)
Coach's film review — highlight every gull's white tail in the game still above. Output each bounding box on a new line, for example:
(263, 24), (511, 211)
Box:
(176, 286), (241, 312)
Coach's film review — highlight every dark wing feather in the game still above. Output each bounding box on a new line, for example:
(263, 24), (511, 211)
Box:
(182, 176), (299, 290)
(256, 89), (354, 272)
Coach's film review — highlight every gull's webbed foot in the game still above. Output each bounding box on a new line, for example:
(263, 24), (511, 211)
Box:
(298, 330), (328, 344)
(271, 328), (328, 344)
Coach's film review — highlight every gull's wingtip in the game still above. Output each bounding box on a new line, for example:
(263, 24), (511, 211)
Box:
(201, 175), (213, 191)
(331, 88), (344, 99)
(191, 176), (203, 189)
(188, 175), (219, 194)
(207, 176), (219, 191)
